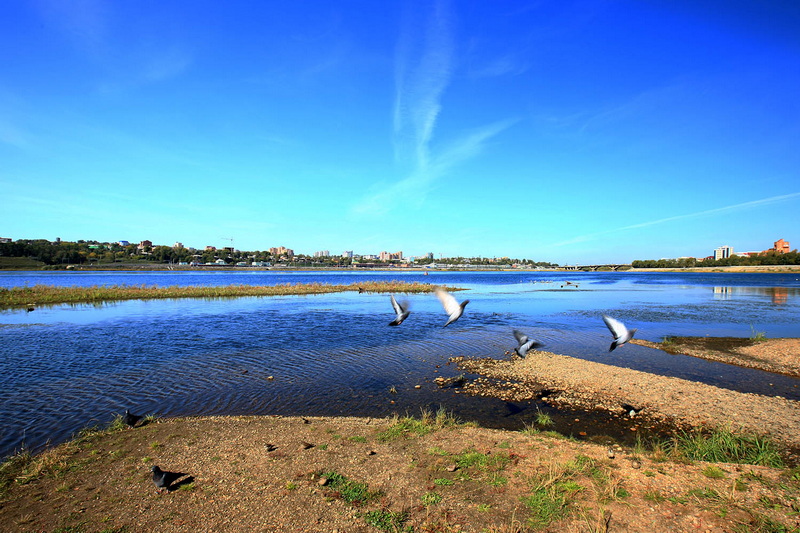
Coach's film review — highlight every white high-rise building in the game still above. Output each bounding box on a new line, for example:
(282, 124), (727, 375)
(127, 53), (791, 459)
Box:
(714, 245), (733, 260)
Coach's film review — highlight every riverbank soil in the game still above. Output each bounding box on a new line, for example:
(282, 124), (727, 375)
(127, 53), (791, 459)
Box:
(452, 347), (800, 452)
(2, 415), (799, 532)
(631, 337), (800, 377)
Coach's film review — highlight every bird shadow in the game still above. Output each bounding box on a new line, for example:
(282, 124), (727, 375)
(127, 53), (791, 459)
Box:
(162, 472), (193, 492)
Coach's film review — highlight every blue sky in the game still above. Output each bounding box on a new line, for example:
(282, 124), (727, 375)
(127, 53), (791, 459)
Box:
(1, 1), (799, 264)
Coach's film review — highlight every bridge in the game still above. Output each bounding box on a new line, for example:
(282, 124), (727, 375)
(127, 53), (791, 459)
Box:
(560, 264), (630, 271)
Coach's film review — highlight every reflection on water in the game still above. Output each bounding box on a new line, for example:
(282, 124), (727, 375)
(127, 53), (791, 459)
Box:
(713, 286), (799, 304)
(1, 270), (799, 459)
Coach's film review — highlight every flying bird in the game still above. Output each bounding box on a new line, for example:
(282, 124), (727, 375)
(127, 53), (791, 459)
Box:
(123, 409), (143, 428)
(434, 288), (469, 327)
(388, 295), (410, 326)
(602, 315), (637, 352)
(513, 330), (543, 357)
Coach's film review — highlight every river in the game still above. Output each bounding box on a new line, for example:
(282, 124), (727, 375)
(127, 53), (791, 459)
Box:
(1, 269), (799, 458)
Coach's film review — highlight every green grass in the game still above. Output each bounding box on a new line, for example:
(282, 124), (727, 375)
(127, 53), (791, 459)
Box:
(317, 471), (382, 505)
(0, 281), (461, 309)
(523, 478), (582, 529)
(454, 449), (511, 472)
(376, 408), (460, 442)
(535, 410), (554, 428)
(434, 477), (454, 486)
(362, 509), (412, 532)
(732, 512), (795, 533)
(749, 325), (768, 342)
(644, 490), (665, 503)
(702, 465), (727, 479)
(669, 427), (785, 467)
(421, 491), (442, 506)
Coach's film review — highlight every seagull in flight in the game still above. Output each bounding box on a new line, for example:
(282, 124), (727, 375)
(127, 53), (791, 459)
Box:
(513, 330), (543, 357)
(434, 287), (469, 327)
(388, 295), (410, 326)
(602, 315), (637, 351)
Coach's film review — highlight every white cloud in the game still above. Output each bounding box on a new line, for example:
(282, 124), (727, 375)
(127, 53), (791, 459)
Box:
(553, 192), (800, 247)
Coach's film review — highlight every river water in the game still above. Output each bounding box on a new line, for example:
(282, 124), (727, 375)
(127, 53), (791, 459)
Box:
(1, 270), (799, 458)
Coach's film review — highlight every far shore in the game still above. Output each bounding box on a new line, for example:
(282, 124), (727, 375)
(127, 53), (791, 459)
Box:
(627, 265), (800, 273)
(3, 261), (800, 274)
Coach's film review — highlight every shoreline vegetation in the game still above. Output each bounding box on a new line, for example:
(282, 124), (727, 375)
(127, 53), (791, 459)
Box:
(0, 281), (461, 310)
(1, 413), (798, 532)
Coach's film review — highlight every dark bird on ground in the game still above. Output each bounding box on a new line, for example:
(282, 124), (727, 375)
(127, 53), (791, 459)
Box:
(513, 330), (543, 357)
(602, 315), (637, 351)
(621, 403), (643, 417)
(435, 287), (469, 327)
(151, 465), (188, 493)
(123, 409), (143, 428)
(358, 286), (365, 293)
(388, 295), (410, 326)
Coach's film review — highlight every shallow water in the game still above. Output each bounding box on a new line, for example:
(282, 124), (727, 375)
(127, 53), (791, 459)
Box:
(1, 270), (799, 458)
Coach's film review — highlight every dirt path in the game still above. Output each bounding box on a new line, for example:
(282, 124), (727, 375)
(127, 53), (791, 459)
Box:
(2, 415), (799, 532)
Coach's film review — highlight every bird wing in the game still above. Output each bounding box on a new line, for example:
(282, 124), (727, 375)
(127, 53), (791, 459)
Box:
(435, 288), (461, 316)
(602, 315), (628, 340)
(513, 330), (529, 345)
(390, 295), (403, 315)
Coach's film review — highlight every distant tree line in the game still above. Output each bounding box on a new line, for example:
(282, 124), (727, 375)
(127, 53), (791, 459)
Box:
(632, 250), (800, 269)
(0, 239), (558, 268)
(0, 239), (272, 267)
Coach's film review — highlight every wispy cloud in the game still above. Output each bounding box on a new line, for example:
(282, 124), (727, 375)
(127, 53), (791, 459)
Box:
(468, 54), (530, 79)
(354, 0), (514, 217)
(392, 0), (455, 170)
(352, 119), (515, 216)
(553, 193), (800, 247)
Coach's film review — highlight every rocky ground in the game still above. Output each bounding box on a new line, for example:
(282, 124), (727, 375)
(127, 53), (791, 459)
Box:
(451, 339), (800, 453)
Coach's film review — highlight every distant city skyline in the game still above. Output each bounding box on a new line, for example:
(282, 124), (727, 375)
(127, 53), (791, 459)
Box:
(1, 2), (798, 264)
(3, 233), (793, 266)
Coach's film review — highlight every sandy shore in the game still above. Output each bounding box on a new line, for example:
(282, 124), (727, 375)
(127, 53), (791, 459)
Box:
(631, 337), (800, 378)
(453, 342), (800, 450)
(627, 265), (800, 273)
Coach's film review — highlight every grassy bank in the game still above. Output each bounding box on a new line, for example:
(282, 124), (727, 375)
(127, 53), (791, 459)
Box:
(0, 281), (457, 309)
(1, 414), (798, 532)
